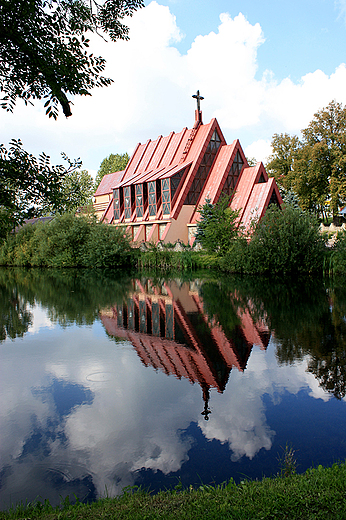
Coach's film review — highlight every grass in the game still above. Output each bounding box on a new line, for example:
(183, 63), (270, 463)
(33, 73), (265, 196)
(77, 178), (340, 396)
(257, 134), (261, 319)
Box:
(1, 463), (346, 520)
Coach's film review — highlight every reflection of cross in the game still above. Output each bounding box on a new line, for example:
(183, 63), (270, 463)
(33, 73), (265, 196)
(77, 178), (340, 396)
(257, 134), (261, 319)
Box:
(201, 384), (211, 421)
(192, 90), (204, 112)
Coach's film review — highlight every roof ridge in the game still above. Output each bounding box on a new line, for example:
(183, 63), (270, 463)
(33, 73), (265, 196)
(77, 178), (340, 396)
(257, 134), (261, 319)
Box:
(179, 120), (201, 163)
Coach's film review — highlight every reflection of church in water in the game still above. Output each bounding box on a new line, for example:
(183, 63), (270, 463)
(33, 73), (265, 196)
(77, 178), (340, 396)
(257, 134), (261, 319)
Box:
(100, 280), (270, 419)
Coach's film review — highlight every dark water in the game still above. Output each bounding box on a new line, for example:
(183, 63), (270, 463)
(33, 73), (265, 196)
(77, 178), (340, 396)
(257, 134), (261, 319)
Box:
(1, 268), (346, 510)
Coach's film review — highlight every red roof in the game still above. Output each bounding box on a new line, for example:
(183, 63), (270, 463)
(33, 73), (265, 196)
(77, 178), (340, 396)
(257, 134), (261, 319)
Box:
(93, 112), (283, 236)
(94, 170), (124, 196)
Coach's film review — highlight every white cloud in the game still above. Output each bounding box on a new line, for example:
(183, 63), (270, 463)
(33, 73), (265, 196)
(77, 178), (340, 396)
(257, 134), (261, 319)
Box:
(335, 0), (346, 23)
(2, 2), (346, 175)
(245, 139), (272, 164)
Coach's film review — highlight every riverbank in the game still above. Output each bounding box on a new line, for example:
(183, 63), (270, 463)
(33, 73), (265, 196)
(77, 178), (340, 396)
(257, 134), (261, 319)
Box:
(1, 463), (346, 520)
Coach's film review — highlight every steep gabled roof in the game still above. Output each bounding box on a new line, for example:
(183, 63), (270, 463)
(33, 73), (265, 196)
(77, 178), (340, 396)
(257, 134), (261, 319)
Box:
(189, 139), (248, 224)
(230, 163), (283, 229)
(94, 170), (124, 196)
(119, 127), (193, 185)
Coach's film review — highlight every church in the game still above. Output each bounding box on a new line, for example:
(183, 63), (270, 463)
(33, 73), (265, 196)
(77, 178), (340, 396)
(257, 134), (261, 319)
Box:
(93, 92), (282, 244)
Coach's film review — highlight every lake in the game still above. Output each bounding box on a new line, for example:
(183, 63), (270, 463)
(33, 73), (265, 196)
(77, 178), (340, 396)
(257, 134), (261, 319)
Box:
(1, 267), (346, 510)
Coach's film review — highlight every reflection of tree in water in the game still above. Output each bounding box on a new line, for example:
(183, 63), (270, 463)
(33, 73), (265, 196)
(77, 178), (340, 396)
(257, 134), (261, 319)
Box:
(301, 281), (346, 400)
(0, 267), (134, 340)
(199, 274), (346, 400)
(0, 284), (32, 341)
(4, 266), (346, 400)
(230, 275), (346, 400)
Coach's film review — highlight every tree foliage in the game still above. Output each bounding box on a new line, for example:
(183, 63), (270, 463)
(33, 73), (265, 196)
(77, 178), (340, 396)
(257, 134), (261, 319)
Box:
(0, 0), (142, 234)
(247, 205), (326, 274)
(195, 195), (242, 255)
(266, 132), (301, 190)
(0, 213), (136, 267)
(59, 169), (94, 213)
(95, 152), (129, 189)
(0, 139), (81, 230)
(0, 0), (144, 118)
(266, 101), (346, 217)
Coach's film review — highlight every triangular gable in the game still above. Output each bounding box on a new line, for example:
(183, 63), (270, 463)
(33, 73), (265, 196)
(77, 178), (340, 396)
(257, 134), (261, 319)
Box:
(232, 175), (283, 230)
(171, 118), (227, 219)
(189, 139), (248, 224)
(230, 162), (268, 222)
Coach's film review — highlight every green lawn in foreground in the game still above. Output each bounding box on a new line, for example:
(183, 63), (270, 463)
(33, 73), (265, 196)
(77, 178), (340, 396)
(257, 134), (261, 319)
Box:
(1, 463), (346, 520)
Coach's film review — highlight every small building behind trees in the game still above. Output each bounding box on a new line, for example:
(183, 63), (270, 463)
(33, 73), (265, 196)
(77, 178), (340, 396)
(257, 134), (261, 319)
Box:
(93, 95), (282, 244)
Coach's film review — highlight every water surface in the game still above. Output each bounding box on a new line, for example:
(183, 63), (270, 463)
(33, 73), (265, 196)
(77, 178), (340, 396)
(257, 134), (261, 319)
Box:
(1, 268), (346, 509)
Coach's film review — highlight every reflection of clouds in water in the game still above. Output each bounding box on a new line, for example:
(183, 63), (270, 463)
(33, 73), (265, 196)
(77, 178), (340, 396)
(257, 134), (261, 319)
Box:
(199, 340), (331, 461)
(27, 303), (55, 334)
(0, 321), (333, 506)
(64, 357), (197, 495)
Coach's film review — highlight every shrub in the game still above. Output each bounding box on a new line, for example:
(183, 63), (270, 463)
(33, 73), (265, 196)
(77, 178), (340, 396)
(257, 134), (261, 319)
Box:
(195, 195), (242, 255)
(246, 205), (326, 274)
(0, 214), (136, 268)
(83, 224), (135, 268)
(329, 231), (346, 274)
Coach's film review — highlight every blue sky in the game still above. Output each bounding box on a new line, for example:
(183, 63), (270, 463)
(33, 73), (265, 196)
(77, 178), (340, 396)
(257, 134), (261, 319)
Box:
(1, 0), (346, 175)
(152, 0), (346, 81)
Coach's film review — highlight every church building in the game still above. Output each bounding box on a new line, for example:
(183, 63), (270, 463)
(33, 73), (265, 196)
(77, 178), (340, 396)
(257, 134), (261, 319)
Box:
(93, 92), (282, 244)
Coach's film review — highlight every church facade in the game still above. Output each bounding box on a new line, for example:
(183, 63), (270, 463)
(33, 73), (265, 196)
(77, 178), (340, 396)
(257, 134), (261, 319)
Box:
(93, 97), (282, 245)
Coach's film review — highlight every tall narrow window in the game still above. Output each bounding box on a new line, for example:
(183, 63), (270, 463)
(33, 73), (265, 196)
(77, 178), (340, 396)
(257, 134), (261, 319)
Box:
(148, 181), (157, 216)
(221, 151), (244, 196)
(135, 184), (144, 218)
(161, 178), (170, 215)
(170, 168), (185, 201)
(113, 189), (120, 220)
(268, 189), (280, 208)
(124, 186), (131, 219)
(184, 129), (221, 205)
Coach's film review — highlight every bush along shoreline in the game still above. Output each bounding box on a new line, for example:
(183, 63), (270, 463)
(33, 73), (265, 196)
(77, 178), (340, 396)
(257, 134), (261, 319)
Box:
(0, 213), (138, 268)
(1, 462), (346, 519)
(1, 205), (346, 275)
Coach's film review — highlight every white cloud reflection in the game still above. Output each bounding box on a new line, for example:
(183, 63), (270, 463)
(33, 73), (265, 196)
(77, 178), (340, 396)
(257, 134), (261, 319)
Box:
(0, 305), (336, 508)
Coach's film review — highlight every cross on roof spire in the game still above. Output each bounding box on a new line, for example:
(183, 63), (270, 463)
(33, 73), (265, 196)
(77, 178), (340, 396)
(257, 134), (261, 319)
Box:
(192, 90), (204, 112)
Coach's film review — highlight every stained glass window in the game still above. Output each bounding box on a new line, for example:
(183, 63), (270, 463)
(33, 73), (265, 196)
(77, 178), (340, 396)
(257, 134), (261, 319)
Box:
(113, 188), (121, 220)
(135, 184), (144, 218)
(148, 181), (157, 216)
(162, 178), (170, 215)
(124, 186), (131, 219)
(268, 189), (280, 208)
(184, 129), (221, 205)
(221, 151), (244, 197)
(170, 168), (185, 201)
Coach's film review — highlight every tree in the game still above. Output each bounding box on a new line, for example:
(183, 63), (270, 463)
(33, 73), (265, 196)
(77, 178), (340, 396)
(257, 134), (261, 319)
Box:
(0, 0), (143, 233)
(195, 195), (241, 255)
(0, 0), (144, 118)
(58, 169), (94, 213)
(0, 139), (81, 232)
(266, 133), (301, 190)
(266, 102), (346, 218)
(300, 100), (346, 217)
(95, 153), (129, 189)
